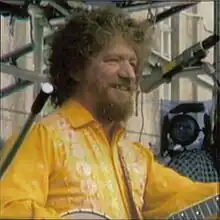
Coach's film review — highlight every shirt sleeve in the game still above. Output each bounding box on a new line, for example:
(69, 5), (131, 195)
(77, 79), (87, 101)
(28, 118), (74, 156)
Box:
(0, 123), (61, 219)
(141, 147), (219, 219)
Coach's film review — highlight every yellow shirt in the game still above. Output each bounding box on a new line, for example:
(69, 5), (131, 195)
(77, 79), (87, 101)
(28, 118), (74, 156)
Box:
(0, 100), (219, 219)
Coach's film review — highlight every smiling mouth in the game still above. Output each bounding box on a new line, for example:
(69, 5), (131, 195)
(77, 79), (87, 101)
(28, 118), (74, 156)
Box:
(112, 84), (134, 92)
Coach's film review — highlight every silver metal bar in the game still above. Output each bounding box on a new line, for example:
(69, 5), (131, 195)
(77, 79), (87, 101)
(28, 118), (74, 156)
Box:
(49, 1), (200, 26)
(0, 80), (33, 99)
(28, 4), (45, 95)
(197, 75), (214, 89)
(0, 33), (53, 62)
(1, 64), (47, 83)
(66, 1), (201, 11)
(44, 1), (70, 16)
(28, 5), (44, 74)
(49, 17), (65, 26)
(122, 2), (197, 12)
(141, 65), (214, 94)
(196, 78), (213, 90)
(33, 17), (44, 74)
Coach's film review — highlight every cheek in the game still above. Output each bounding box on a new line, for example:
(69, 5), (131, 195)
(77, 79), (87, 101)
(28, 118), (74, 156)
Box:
(87, 72), (107, 93)
(99, 62), (120, 78)
(94, 72), (112, 86)
(88, 63), (119, 89)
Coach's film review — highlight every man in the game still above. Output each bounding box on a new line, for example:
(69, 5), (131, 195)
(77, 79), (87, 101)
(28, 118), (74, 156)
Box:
(167, 147), (220, 182)
(167, 122), (219, 182)
(159, 101), (220, 182)
(0, 7), (219, 219)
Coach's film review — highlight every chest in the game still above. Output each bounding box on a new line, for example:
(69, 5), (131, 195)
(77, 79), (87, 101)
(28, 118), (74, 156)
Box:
(48, 123), (148, 213)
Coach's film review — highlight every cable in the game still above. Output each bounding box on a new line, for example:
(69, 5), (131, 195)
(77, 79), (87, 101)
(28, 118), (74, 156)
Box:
(138, 91), (145, 142)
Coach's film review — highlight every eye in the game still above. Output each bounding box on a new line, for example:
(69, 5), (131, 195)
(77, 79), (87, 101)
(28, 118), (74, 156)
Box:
(130, 62), (136, 67)
(130, 61), (137, 70)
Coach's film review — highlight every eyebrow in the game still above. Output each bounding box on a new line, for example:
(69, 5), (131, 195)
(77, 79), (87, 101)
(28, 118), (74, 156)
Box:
(104, 52), (137, 61)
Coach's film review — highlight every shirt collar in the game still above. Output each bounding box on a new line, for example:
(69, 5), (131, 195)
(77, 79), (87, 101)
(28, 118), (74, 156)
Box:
(59, 99), (126, 139)
(59, 99), (95, 129)
(59, 99), (126, 142)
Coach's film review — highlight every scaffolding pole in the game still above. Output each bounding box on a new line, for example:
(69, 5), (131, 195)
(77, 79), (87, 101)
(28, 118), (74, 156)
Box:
(214, 0), (220, 118)
(28, 4), (45, 97)
(214, 0), (220, 179)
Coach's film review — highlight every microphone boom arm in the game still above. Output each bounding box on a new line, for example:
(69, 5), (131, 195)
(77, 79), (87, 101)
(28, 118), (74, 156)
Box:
(141, 34), (220, 93)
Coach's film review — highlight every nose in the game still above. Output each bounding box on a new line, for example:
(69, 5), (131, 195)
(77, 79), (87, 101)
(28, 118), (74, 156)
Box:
(118, 61), (136, 82)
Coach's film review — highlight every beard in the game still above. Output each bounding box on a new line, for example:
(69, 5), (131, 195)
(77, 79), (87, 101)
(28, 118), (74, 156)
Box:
(82, 72), (136, 124)
(95, 88), (135, 123)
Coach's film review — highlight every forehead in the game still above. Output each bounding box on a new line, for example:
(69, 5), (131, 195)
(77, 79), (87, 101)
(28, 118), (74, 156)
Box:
(100, 37), (137, 60)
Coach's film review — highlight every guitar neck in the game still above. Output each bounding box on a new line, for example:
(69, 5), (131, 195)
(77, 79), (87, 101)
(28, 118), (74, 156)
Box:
(168, 195), (220, 220)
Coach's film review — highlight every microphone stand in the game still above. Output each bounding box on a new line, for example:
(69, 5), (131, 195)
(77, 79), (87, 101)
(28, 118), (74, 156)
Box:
(0, 83), (53, 180)
(141, 34), (220, 93)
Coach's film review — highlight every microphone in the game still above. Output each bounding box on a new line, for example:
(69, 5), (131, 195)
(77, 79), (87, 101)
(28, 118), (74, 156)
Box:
(31, 82), (53, 114)
(162, 34), (219, 79)
(141, 34), (220, 93)
(0, 83), (53, 179)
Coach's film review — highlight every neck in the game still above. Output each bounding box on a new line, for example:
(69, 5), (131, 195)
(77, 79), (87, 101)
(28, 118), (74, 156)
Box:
(103, 122), (121, 143)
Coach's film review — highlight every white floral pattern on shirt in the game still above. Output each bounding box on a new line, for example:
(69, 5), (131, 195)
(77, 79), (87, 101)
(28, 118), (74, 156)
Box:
(47, 117), (102, 213)
(47, 116), (147, 217)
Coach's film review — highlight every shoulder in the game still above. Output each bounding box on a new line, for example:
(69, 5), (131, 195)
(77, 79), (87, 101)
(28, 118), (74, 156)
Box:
(38, 108), (71, 134)
(0, 114), (63, 161)
(38, 110), (79, 149)
(3, 109), (72, 145)
(39, 110), (62, 127)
